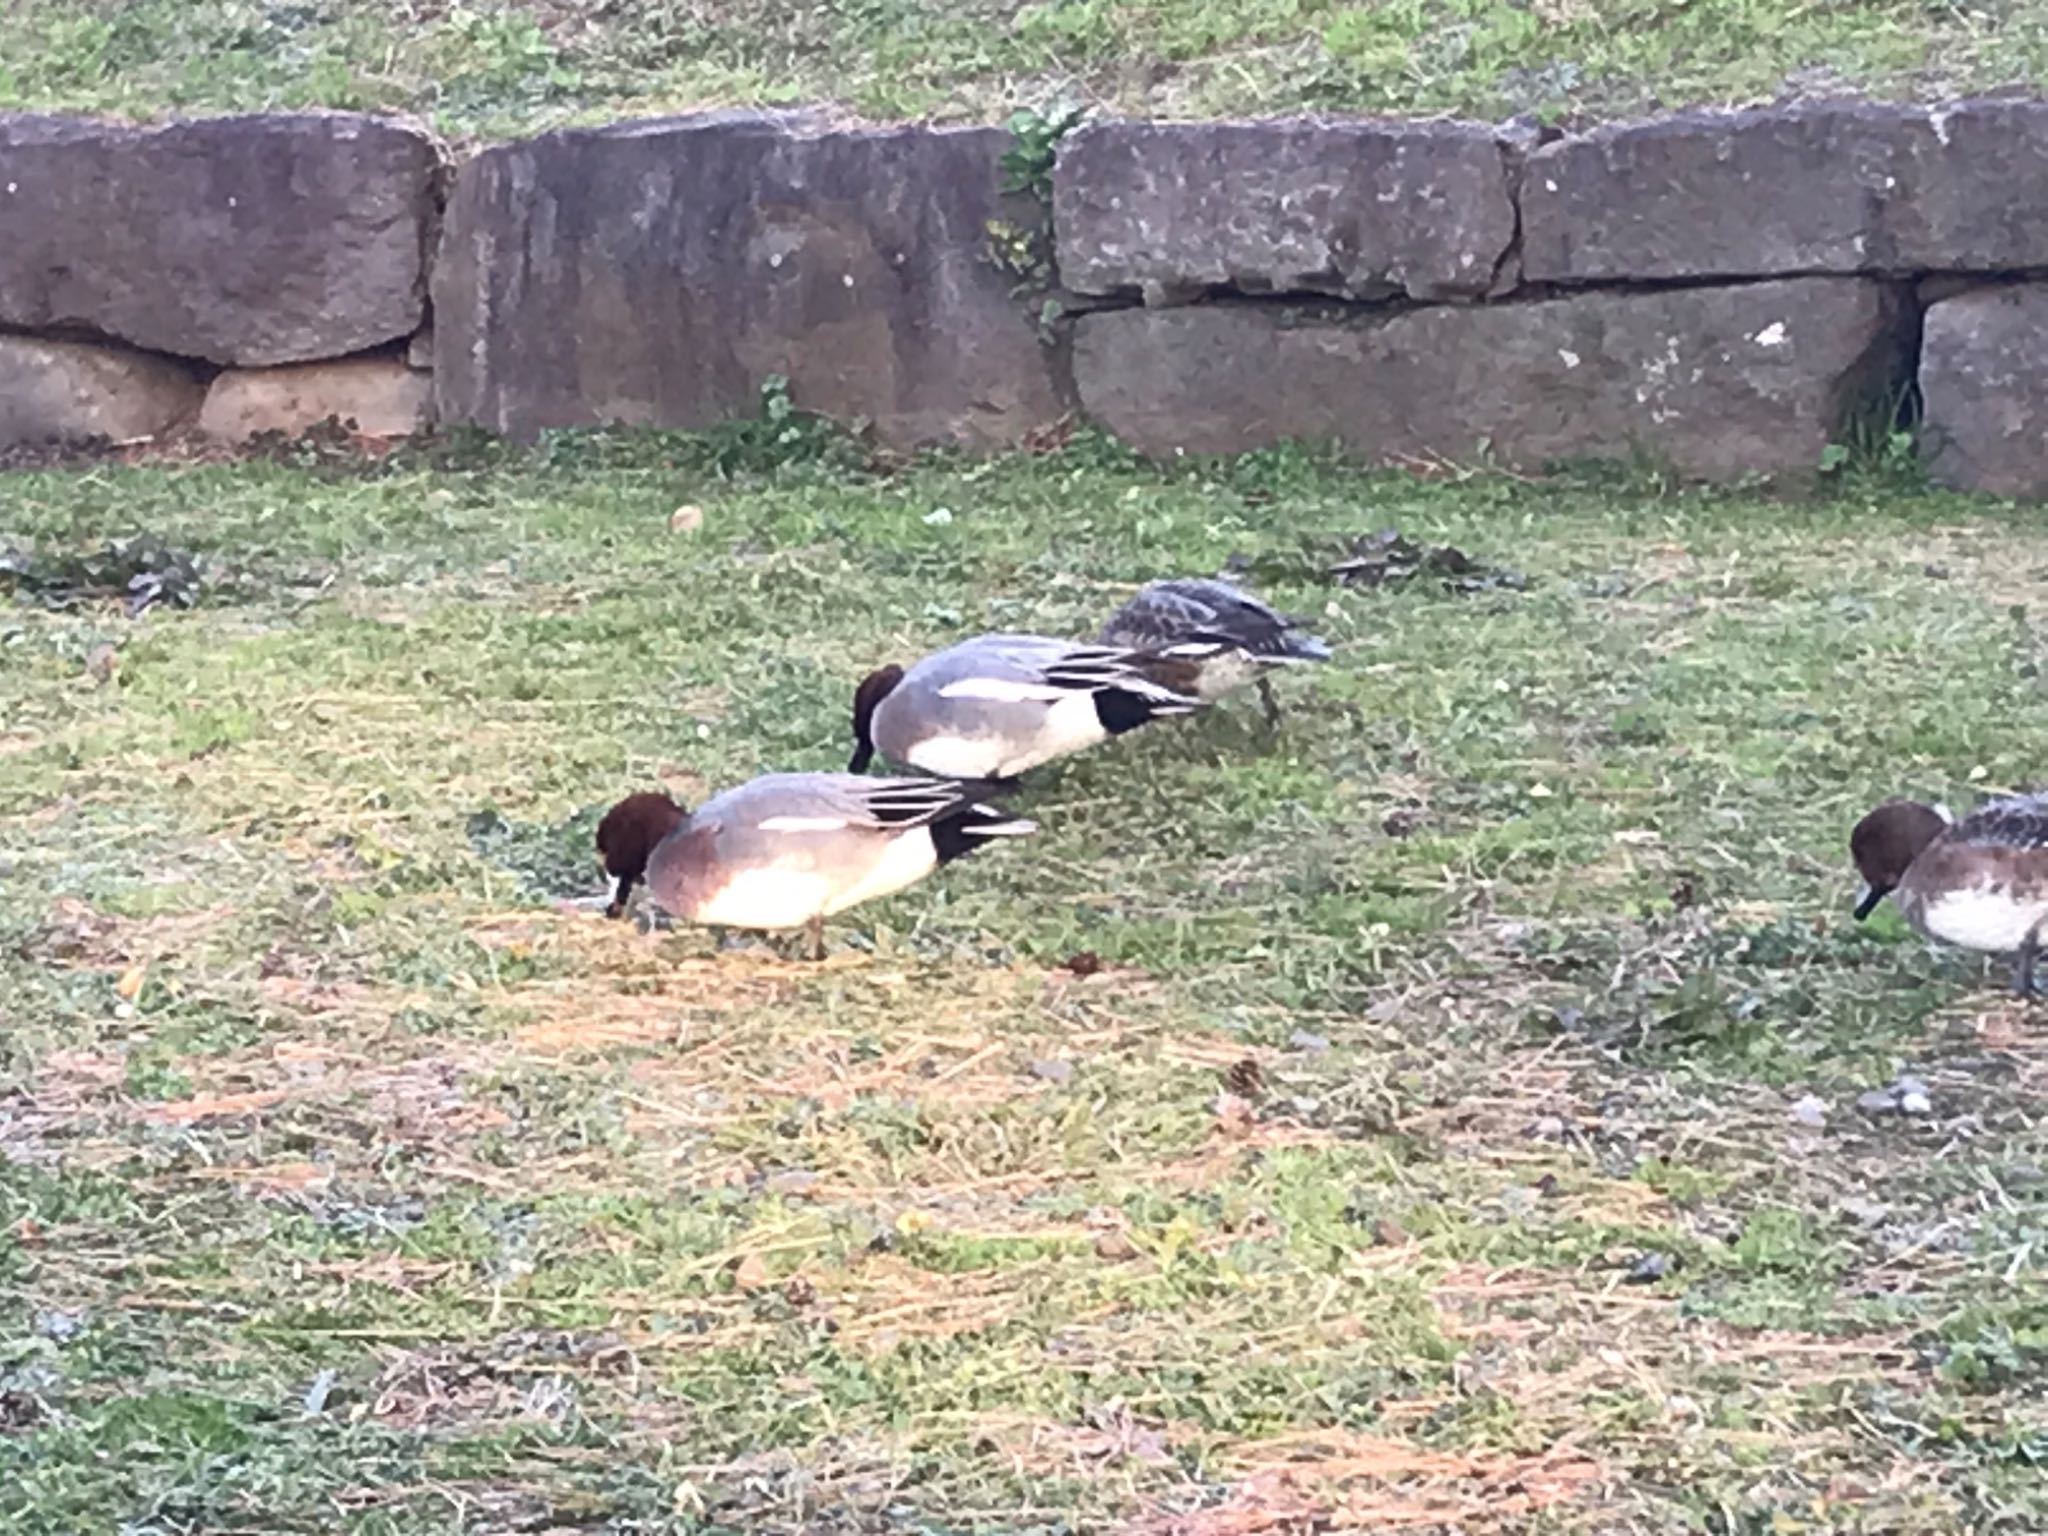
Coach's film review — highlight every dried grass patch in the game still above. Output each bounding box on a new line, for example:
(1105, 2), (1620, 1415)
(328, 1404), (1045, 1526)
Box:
(23, 895), (240, 969)
(1130, 1429), (1604, 1534)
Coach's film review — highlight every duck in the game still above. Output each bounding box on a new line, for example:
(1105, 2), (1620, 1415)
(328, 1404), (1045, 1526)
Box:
(1850, 791), (2048, 996)
(1097, 576), (1331, 728)
(593, 773), (1035, 958)
(849, 632), (1219, 781)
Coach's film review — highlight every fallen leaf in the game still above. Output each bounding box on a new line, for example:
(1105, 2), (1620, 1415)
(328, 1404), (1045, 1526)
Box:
(894, 1208), (934, 1237)
(1094, 1230), (1139, 1262)
(669, 504), (705, 534)
(114, 963), (147, 1001)
(732, 1251), (771, 1291)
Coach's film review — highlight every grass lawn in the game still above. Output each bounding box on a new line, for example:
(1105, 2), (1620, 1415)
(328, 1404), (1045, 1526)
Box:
(4, 0), (2047, 138)
(3, 426), (2046, 1532)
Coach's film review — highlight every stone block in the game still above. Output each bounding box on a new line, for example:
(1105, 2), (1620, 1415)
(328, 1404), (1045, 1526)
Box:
(0, 112), (440, 365)
(199, 355), (434, 441)
(0, 336), (203, 447)
(1921, 285), (2048, 497)
(1053, 118), (1517, 302)
(1074, 278), (1910, 481)
(432, 113), (1068, 449)
(1523, 100), (2048, 282)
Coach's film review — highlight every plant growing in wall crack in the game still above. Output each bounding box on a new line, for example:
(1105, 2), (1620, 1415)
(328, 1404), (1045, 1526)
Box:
(999, 100), (1086, 202)
(1819, 376), (1922, 485)
(987, 99), (1086, 343)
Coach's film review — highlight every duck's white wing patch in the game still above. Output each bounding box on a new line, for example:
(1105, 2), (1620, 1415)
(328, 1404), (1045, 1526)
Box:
(757, 815), (852, 833)
(958, 810), (1037, 837)
(938, 676), (1074, 704)
(1153, 639), (1239, 660)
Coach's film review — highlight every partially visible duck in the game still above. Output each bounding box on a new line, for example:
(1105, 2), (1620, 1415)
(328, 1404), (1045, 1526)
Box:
(595, 791), (684, 918)
(1098, 576), (1331, 728)
(597, 773), (1036, 959)
(850, 633), (1217, 781)
(1850, 792), (2048, 996)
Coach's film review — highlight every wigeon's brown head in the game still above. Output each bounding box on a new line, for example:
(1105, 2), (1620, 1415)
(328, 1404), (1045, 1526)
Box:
(1850, 799), (1949, 920)
(848, 664), (904, 773)
(595, 792), (686, 918)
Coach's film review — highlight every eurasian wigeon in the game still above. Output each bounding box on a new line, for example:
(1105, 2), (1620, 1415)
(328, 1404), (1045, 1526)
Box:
(1851, 792), (2048, 996)
(596, 774), (1035, 959)
(1098, 575), (1332, 728)
(849, 632), (1223, 781)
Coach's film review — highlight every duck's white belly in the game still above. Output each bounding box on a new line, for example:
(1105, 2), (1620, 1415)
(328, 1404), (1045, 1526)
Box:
(1911, 885), (2048, 954)
(1192, 650), (1260, 700)
(824, 830), (936, 915)
(995, 692), (1107, 776)
(905, 734), (1009, 779)
(695, 868), (834, 930)
(902, 692), (1106, 779)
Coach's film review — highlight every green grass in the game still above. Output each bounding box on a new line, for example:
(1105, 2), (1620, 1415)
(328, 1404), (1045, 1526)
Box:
(4, 428), (2048, 1531)
(3, 0), (2046, 138)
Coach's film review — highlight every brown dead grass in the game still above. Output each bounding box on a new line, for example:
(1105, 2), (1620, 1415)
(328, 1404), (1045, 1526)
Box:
(1130, 1428), (1605, 1534)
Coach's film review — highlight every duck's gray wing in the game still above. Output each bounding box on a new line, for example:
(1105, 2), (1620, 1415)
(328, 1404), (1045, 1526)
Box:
(721, 772), (1030, 835)
(933, 635), (1208, 707)
(1956, 791), (2048, 850)
(1102, 578), (1330, 662)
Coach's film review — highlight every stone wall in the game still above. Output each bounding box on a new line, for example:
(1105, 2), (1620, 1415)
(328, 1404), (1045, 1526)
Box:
(3, 101), (2047, 493)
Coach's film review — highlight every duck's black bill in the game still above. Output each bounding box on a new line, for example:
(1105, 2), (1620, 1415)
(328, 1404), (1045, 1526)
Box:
(1852, 883), (1885, 921)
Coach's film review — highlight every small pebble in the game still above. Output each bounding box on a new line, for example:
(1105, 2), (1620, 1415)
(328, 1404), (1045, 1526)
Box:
(1530, 1115), (1566, 1140)
(1899, 1090), (1933, 1116)
(1789, 1094), (1827, 1129)
(1029, 1058), (1074, 1085)
(1895, 1075), (1930, 1099)
(1626, 1252), (1675, 1284)
(1856, 1088), (1899, 1114)
(302, 1368), (337, 1416)
(1288, 1029), (1330, 1053)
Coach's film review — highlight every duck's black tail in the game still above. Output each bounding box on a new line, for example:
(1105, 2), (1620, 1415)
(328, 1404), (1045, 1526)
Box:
(929, 801), (1038, 864)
